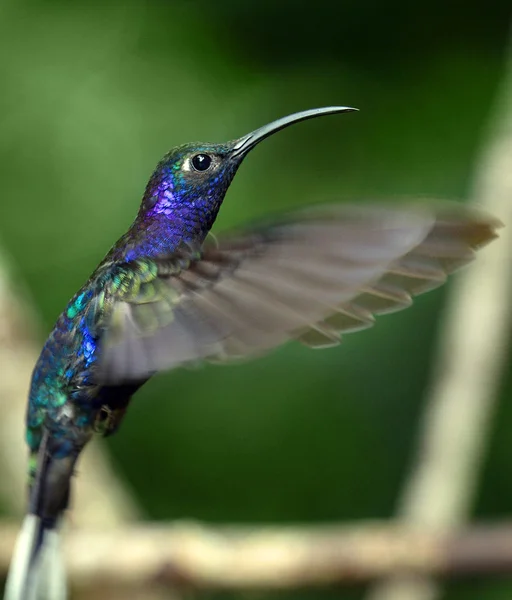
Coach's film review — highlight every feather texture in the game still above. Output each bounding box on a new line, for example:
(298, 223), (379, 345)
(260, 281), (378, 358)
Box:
(3, 516), (66, 600)
(96, 202), (501, 383)
(14, 109), (501, 600)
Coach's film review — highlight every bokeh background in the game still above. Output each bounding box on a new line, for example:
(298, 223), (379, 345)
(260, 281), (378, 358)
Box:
(0, 0), (511, 598)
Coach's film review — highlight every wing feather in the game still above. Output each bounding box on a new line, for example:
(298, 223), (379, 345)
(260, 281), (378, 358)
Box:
(96, 202), (501, 383)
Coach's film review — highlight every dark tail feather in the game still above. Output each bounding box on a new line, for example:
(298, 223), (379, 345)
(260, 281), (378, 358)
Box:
(4, 430), (75, 600)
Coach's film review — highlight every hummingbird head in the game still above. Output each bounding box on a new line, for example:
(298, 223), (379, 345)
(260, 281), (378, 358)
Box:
(140, 106), (358, 235)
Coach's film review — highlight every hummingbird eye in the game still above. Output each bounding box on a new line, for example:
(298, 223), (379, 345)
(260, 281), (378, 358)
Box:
(191, 153), (212, 172)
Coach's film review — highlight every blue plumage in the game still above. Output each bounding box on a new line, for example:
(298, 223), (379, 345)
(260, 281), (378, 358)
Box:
(5, 106), (501, 600)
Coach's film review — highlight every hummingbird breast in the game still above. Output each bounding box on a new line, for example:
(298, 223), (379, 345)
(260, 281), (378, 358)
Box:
(26, 286), (102, 456)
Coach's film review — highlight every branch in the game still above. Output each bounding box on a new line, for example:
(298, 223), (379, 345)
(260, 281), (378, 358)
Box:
(0, 521), (512, 591)
(366, 28), (512, 600)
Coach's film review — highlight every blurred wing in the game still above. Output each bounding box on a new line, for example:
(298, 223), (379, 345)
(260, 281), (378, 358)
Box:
(97, 202), (501, 383)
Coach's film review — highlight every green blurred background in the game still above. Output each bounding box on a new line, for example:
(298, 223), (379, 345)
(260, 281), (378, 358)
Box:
(1, 0), (511, 598)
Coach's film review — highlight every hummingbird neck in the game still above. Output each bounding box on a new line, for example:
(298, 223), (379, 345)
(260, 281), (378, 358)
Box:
(113, 177), (222, 263)
(113, 212), (207, 263)
(141, 166), (222, 236)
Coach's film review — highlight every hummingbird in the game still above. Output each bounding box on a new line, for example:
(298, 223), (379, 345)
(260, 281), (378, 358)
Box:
(4, 107), (501, 600)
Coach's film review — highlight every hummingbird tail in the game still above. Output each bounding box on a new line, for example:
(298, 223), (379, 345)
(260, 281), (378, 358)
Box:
(4, 429), (75, 600)
(37, 524), (67, 600)
(3, 514), (66, 600)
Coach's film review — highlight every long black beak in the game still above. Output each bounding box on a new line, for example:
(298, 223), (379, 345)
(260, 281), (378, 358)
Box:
(230, 106), (358, 158)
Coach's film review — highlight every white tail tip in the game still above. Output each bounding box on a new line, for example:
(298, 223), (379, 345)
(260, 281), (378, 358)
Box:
(3, 515), (67, 600)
